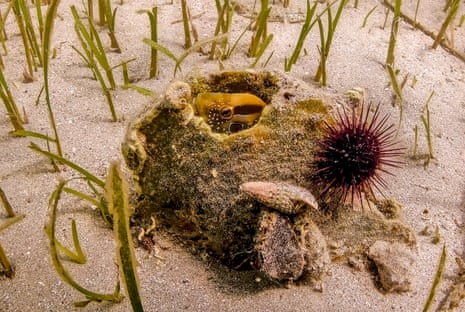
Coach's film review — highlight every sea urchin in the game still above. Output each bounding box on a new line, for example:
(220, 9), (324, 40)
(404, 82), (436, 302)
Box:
(314, 103), (403, 209)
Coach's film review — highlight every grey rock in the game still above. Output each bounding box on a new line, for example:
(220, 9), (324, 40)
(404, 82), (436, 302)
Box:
(368, 240), (415, 292)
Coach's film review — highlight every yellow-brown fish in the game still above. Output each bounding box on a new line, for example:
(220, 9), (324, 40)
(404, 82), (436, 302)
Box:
(194, 92), (266, 133)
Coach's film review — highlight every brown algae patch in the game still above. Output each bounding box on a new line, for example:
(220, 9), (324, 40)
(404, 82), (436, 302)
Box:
(122, 71), (416, 288)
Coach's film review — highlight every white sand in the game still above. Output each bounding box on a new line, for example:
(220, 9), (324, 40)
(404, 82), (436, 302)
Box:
(1, 0), (465, 311)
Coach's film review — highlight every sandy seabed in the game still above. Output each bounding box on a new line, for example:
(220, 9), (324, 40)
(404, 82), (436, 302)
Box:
(1, 1), (465, 311)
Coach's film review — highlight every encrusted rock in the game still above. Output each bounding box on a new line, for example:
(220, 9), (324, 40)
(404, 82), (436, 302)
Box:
(256, 211), (305, 281)
(368, 240), (415, 292)
(295, 214), (331, 290)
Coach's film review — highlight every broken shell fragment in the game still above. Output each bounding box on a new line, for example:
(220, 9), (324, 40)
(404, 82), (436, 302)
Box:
(194, 92), (266, 133)
(240, 181), (319, 214)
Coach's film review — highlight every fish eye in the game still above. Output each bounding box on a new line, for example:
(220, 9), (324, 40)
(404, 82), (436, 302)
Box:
(228, 122), (244, 133)
(220, 107), (233, 119)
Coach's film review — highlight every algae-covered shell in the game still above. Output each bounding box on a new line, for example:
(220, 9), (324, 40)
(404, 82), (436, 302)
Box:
(122, 71), (415, 284)
(122, 71), (329, 280)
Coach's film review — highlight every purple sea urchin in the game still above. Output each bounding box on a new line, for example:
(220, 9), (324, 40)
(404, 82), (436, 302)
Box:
(314, 103), (403, 209)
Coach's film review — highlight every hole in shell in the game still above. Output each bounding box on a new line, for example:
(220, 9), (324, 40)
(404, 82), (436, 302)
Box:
(194, 92), (267, 134)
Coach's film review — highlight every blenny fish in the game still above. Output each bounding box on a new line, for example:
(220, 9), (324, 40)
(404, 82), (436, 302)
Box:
(194, 92), (266, 133)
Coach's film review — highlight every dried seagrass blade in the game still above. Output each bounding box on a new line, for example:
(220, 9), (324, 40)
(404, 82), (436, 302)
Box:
(45, 180), (122, 306)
